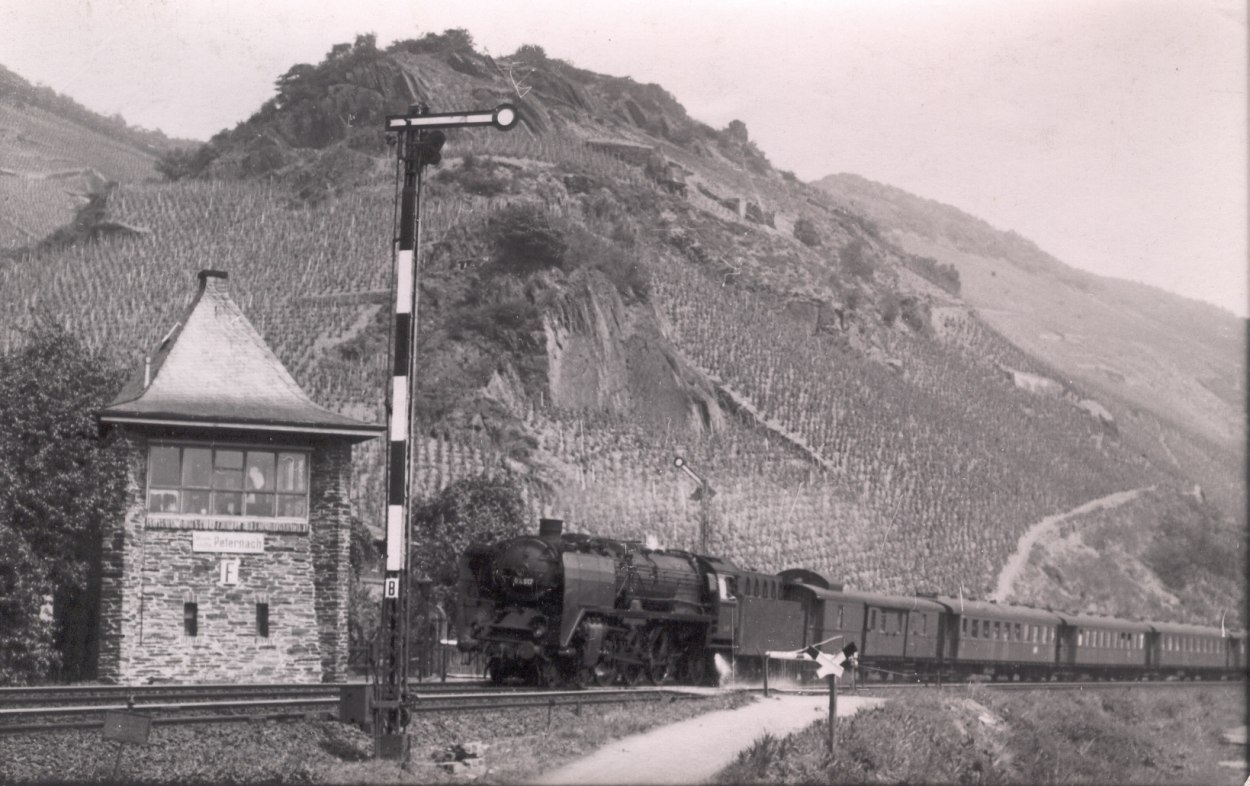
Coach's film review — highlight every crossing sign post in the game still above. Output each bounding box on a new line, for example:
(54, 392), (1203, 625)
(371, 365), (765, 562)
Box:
(374, 102), (518, 761)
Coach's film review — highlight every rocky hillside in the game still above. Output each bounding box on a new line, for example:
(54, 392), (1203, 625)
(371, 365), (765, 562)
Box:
(0, 31), (1240, 625)
(0, 65), (183, 251)
(816, 172), (1246, 519)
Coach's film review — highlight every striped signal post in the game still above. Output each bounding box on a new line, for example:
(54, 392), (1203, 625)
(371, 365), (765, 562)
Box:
(375, 102), (518, 760)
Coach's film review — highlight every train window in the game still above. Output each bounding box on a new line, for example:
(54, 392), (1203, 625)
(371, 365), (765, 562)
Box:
(962, 618), (968, 635)
(1014, 623), (1022, 641)
(992, 621), (1001, 640)
(880, 611), (889, 633)
(1078, 630), (1086, 646)
(921, 614), (928, 637)
(971, 619), (979, 638)
(837, 606), (845, 629)
(869, 609), (876, 631)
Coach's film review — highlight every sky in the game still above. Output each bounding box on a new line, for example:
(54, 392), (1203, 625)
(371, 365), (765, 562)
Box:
(2, 0), (1246, 316)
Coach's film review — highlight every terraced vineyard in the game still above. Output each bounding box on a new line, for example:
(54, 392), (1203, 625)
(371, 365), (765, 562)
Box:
(0, 152), (1174, 598)
(0, 38), (1236, 613)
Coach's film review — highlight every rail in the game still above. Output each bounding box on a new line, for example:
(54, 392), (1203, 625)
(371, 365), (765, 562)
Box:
(0, 682), (703, 734)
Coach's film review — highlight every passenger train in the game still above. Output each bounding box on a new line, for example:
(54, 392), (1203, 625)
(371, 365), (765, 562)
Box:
(456, 519), (1244, 686)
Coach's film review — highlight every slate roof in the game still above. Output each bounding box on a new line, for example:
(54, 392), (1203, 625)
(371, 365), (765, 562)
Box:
(100, 270), (382, 440)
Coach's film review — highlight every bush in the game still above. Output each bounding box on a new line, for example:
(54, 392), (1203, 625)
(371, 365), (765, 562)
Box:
(155, 144), (219, 182)
(905, 254), (962, 295)
(794, 216), (822, 248)
(840, 238), (873, 279)
(568, 231), (651, 303)
(490, 204), (567, 275)
(878, 292), (900, 326)
(448, 299), (543, 352)
(436, 154), (509, 197)
(1145, 506), (1240, 590)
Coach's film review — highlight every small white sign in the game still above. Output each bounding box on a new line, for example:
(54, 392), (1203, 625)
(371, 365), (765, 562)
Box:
(384, 578), (400, 599)
(193, 531), (264, 553)
(220, 559), (240, 585)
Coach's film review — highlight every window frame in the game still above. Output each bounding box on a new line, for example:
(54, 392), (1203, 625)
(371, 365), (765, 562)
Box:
(147, 440), (310, 520)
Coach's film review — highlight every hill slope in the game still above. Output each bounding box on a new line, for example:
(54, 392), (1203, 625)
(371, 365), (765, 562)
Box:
(0, 34), (1240, 625)
(0, 64), (175, 250)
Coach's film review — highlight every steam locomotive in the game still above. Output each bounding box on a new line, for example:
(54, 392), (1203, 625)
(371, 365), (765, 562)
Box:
(456, 519), (1245, 687)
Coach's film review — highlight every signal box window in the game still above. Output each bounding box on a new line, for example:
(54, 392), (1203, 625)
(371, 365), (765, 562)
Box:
(256, 603), (270, 638)
(149, 444), (308, 518)
(184, 602), (198, 637)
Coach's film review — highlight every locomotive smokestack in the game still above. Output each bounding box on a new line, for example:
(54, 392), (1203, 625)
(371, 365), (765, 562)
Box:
(538, 518), (563, 538)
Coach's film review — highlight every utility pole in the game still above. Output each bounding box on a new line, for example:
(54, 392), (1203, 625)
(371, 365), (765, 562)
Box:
(375, 102), (518, 761)
(672, 456), (714, 552)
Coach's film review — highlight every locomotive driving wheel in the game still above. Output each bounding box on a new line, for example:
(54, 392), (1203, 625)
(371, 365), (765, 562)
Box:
(646, 627), (676, 685)
(620, 628), (647, 686)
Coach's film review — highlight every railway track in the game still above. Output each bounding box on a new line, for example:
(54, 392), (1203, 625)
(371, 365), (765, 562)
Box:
(0, 681), (704, 734)
(757, 678), (1241, 696)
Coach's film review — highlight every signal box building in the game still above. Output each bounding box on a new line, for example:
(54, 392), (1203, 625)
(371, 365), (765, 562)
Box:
(96, 270), (382, 683)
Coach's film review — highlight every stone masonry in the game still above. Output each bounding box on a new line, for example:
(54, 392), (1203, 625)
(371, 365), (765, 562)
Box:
(97, 431), (351, 683)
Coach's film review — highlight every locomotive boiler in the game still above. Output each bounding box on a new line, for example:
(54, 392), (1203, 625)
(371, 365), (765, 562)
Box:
(457, 519), (719, 686)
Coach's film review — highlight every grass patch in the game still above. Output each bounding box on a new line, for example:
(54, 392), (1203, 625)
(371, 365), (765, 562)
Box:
(716, 685), (1244, 785)
(0, 692), (753, 784)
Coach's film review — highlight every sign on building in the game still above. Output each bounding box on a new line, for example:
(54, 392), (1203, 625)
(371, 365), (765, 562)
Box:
(192, 531), (264, 553)
(219, 559), (240, 585)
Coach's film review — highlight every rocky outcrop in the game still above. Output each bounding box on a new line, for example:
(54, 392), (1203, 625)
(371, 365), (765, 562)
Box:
(543, 273), (723, 433)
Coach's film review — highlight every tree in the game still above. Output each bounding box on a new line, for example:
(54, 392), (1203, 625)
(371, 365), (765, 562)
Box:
(155, 144), (218, 182)
(0, 521), (56, 684)
(0, 319), (129, 680)
(347, 516), (380, 665)
(408, 475), (529, 616)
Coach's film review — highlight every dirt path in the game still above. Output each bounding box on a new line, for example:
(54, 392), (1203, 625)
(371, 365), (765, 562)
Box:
(528, 693), (884, 785)
(990, 486), (1152, 602)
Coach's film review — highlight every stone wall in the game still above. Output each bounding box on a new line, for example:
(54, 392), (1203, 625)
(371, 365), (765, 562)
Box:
(97, 429), (356, 684)
(309, 440), (353, 682)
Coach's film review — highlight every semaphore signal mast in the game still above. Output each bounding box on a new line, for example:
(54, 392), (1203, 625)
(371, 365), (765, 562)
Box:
(375, 101), (518, 761)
